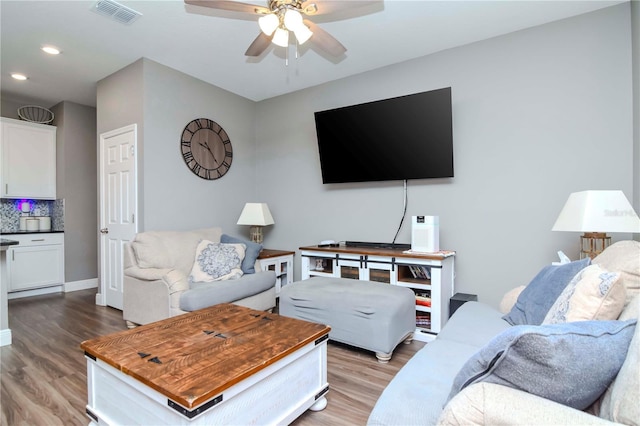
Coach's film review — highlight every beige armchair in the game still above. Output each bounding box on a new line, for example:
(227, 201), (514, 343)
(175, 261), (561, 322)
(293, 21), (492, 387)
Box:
(123, 227), (276, 327)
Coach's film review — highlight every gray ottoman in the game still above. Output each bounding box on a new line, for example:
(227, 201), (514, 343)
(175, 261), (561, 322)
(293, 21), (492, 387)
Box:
(279, 278), (416, 363)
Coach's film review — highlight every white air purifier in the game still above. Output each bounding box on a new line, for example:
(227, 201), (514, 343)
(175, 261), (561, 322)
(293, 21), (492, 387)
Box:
(411, 215), (439, 253)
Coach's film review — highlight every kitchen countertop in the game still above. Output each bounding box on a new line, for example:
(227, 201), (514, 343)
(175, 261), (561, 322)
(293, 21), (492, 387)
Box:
(2, 230), (64, 235)
(0, 238), (19, 247)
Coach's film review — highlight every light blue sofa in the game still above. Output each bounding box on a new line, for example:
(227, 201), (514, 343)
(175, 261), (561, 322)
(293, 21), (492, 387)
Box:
(368, 241), (640, 426)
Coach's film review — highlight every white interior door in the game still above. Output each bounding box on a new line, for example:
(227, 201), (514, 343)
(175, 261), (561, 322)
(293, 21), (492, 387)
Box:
(99, 124), (137, 310)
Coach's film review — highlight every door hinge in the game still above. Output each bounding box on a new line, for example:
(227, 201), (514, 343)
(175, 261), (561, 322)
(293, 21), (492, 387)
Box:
(132, 213), (135, 223)
(130, 146), (134, 156)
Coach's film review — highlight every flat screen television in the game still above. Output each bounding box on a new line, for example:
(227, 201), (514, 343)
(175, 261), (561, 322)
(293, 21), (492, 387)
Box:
(314, 87), (453, 184)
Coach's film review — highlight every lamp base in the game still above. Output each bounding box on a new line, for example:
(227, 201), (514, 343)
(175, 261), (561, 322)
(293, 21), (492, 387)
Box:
(580, 232), (611, 259)
(249, 226), (264, 244)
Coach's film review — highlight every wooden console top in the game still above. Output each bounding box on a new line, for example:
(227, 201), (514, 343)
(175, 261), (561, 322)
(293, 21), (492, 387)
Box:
(81, 304), (330, 409)
(299, 245), (455, 260)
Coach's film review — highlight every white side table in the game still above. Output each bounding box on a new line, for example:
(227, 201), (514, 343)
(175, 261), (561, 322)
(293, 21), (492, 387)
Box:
(258, 249), (294, 294)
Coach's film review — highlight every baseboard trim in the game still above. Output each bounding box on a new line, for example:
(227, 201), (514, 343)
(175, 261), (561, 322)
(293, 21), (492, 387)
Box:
(65, 278), (98, 293)
(95, 292), (106, 306)
(8, 285), (63, 300)
(0, 328), (12, 347)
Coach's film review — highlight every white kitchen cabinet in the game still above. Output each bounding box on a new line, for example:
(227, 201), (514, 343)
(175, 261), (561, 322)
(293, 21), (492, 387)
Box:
(1, 117), (57, 199)
(5, 233), (64, 294)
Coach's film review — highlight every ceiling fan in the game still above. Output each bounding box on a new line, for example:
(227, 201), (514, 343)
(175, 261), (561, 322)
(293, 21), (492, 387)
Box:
(184, 0), (377, 57)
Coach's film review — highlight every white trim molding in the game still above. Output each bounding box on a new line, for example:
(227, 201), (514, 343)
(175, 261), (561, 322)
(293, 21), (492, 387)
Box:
(65, 278), (98, 293)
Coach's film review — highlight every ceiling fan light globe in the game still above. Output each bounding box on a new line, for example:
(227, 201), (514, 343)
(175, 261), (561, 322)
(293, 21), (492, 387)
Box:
(258, 13), (279, 36)
(283, 9), (303, 31)
(294, 25), (313, 45)
(272, 28), (289, 47)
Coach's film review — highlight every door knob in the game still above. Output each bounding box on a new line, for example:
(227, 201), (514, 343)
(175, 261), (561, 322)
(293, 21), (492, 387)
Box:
(100, 228), (109, 234)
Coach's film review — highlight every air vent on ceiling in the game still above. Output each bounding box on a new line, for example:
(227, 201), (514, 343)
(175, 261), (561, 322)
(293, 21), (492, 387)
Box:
(92, 0), (142, 25)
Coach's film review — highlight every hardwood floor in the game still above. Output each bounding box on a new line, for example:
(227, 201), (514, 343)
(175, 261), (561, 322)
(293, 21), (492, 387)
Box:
(1, 290), (424, 425)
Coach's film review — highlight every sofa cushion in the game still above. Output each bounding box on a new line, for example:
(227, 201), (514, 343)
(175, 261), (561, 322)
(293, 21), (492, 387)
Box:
(367, 300), (511, 426)
(596, 296), (640, 425)
(367, 338), (482, 426)
(502, 257), (590, 326)
(221, 234), (262, 274)
(593, 240), (640, 305)
(130, 227), (222, 274)
(189, 240), (245, 283)
(437, 301), (511, 348)
(448, 319), (637, 410)
(180, 271), (276, 311)
(543, 264), (626, 324)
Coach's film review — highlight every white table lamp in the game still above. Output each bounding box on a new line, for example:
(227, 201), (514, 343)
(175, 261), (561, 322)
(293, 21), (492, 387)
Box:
(552, 190), (640, 258)
(237, 203), (274, 244)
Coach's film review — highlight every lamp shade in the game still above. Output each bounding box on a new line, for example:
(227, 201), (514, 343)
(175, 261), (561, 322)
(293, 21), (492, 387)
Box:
(552, 190), (640, 233)
(237, 203), (275, 226)
(272, 27), (289, 47)
(293, 24), (313, 44)
(258, 13), (279, 36)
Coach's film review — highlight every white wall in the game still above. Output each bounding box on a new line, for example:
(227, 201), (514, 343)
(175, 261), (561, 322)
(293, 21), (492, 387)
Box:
(255, 4), (635, 307)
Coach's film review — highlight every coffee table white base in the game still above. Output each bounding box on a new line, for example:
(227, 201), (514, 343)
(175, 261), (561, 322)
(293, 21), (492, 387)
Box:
(85, 337), (328, 425)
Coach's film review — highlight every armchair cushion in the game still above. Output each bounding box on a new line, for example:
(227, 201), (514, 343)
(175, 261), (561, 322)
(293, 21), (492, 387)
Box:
(221, 234), (262, 274)
(180, 271), (276, 311)
(502, 257), (590, 326)
(130, 227), (222, 273)
(189, 240), (245, 283)
(439, 382), (617, 426)
(448, 319), (637, 410)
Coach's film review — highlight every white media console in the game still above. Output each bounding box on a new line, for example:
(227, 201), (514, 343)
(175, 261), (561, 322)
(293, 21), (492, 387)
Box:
(299, 244), (455, 342)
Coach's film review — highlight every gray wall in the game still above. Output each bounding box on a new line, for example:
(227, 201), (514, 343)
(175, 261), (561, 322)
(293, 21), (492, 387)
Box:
(139, 60), (257, 232)
(255, 4), (635, 308)
(97, 58), (258, 232)
(3, 4), (637, 310)
(97, 59), (146, 229)
(633, 0), (640, 235)
(51, 101), (98, 282)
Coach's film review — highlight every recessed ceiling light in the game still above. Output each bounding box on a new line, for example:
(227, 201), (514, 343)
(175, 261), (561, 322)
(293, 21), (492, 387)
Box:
(42, 46), (61, 55)
(11, 73), (27, 81)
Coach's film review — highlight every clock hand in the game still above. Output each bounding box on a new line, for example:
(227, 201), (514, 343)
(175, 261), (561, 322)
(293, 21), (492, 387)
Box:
(199, 142), (219, 166)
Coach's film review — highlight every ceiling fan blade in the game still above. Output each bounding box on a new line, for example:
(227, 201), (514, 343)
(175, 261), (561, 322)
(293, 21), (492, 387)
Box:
(245, 32), (274, 56)
(304, 19), (346, 57)
(301, 0), (379, 16)
(184, 0), (269, 15)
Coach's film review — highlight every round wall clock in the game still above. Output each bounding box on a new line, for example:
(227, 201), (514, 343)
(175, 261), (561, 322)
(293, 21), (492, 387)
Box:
(180, 118), (233, 180)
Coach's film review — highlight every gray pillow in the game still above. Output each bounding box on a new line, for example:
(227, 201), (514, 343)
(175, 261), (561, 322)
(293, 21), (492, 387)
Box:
(503, 257), (590, 325)
(447, 319), (637, 410)
(221, 234), (262, 274)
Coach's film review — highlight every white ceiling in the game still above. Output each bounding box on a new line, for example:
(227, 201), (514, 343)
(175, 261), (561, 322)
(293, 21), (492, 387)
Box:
(0, 0), (625, 108)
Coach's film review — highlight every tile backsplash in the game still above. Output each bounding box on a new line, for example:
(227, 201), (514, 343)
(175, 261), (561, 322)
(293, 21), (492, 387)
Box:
(0, 198), (64, 233)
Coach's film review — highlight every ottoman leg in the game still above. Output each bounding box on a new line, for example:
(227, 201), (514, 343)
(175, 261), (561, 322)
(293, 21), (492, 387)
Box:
(376, 352), (392, 363)
(403, 333), (414, 344)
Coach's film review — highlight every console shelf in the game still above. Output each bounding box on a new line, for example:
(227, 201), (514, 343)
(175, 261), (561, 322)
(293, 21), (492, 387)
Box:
(299, 245), (455, 342)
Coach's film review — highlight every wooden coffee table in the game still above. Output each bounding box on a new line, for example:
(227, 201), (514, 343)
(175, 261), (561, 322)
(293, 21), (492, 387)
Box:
(81, 303), (331, 425)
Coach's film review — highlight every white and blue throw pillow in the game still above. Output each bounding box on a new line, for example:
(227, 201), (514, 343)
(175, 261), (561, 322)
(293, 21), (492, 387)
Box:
(189, 240), (245, 283)
(502, 257), (590, 325)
